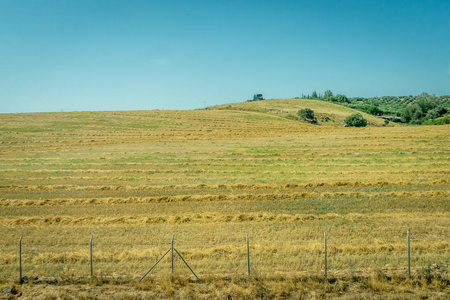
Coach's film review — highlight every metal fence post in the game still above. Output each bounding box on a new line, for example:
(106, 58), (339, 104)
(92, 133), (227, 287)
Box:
(171, 235), (174, 276)
(407, 229), (410, 279)
(19, 235), (23, 284)
(247, 235), (250, 276)
(324, 232), (327, 280)
(90, 235), (93, 277)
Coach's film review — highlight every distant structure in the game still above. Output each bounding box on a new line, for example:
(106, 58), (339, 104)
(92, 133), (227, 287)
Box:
(378, 115), (402, 122)
(253, 94), (264, 101)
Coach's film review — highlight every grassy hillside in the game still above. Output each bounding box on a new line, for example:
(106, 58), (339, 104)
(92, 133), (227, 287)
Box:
(211, 98), (391, 127)
(0, 106), (448, 299)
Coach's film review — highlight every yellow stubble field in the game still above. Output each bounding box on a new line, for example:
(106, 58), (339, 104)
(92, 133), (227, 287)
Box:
(0, 103), (449, 299)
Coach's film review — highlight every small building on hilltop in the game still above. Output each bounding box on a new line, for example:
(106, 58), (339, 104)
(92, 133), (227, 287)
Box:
(253, 94), (264, 101)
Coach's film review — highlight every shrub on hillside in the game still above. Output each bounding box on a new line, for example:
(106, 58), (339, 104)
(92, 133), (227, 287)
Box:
(298, 108), (314, 120)
(297, 108), (317, 123)
(421, 115), (450, 125)
(344, 113), (367, 127)
(365, 105), (384, 116)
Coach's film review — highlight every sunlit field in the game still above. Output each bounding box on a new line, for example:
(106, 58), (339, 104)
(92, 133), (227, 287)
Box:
(1, 100), (449, 298)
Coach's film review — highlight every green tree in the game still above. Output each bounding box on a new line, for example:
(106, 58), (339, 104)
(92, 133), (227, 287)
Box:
(324, 90), (333, 98)
(365, 105), (383, 116)
(368, 98), (380, 106)
(416, 92), (438, 114)
(400, 92), (447, 124)
(344, 113), (367, 127)
(425, 108), (441, 120)
(335, 94), (349, 103)
(297, 108), (315, 121)
(401, 104), (426, 124)
(311, 91), (318, 99)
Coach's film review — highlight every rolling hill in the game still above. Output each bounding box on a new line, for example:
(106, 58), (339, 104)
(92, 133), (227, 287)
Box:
(210, 98), (392, 127)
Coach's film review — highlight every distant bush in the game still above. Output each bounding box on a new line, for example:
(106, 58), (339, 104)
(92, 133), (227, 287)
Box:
(297, 108), (315, 121)
(421, 116), (450, 125)
(344, 113), (367, 127)
(364, 105), (384, 116)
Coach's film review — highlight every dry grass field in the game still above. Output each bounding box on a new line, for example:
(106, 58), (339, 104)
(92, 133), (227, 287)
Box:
(1, 99), (449, 299)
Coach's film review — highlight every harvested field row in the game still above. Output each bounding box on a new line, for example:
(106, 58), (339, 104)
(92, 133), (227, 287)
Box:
(2, 135), (446, 145)
(1, 161), (446, 169)
(3, 218), (447, 254)
(3, 135), (447, 151)
(1, 149), (447, 158)
(1, 130), (443, 139)
(2, 212), (449, 226)
(1, 167), (448, 175)
(1, 159), (447, 168)
(1, 190), (447, 207)
(2, 163), (446, 172)
(2, 148), (447, 158)
(1, 180), (447, 191)
(0, 123), (439, 133)
(1, 147), (447, 155)
(0, 126), (317, 137)
(2, 170), (448, 182)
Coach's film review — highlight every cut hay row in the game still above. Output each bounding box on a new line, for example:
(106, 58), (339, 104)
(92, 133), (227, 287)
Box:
(2, 165), (447, 178)
(2, 133), (446, 146)
(1, 190), (447, 207)
(138, 156), (446, 163)
(1, 167), (448, 176)
(1, 160), (447, 168)
(0, 179), (447, 191)
(2, 129), (447, 150)
(2, 212), (448, 226)
(1, 163), (446, 173)
(0, 149), (447, 159)
(2, 170), (448, 183)
(0, 124), (319, 139)
(1, 128), (443, 138)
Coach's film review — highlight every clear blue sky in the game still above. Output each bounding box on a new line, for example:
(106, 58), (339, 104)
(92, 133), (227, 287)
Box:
(1, 0), (449, 113)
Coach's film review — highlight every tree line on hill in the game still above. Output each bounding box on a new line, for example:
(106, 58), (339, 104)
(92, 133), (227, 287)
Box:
(298, 91), (450, 125)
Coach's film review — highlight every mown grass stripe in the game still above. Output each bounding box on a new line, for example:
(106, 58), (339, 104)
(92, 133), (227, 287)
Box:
(1, 190), (448, 206)
(0, 180), (447, 191)
(1, 212), (448, 226)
